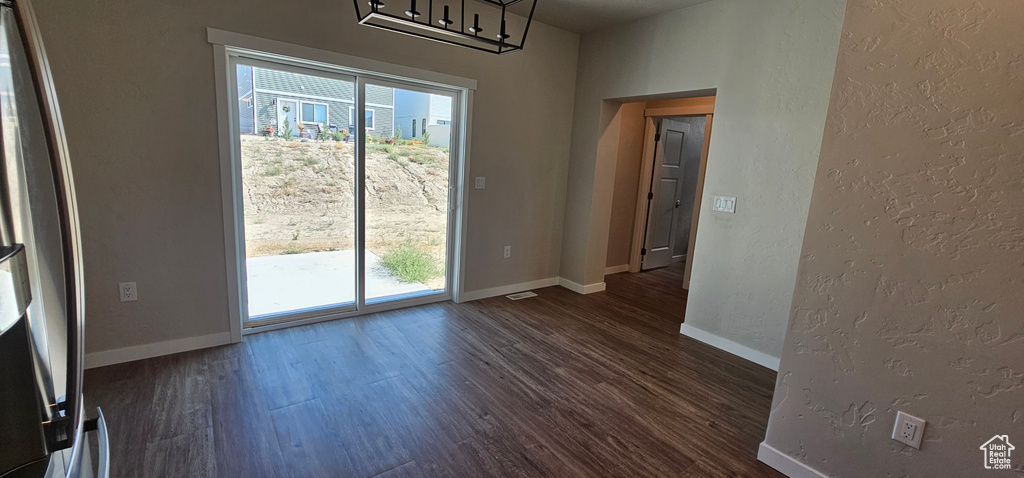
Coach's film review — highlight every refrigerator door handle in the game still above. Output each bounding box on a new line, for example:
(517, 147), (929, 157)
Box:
(86, 408), (110, 478)
(68, 407), (109, 478)
(13, 0), (88, 446)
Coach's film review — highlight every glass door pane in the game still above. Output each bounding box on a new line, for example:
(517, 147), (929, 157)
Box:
(235, 60), (357, 320)
(363, 83), (454, 303)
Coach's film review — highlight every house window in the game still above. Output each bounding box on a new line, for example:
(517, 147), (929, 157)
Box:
(422, 118), (427, 136)
(349, 107), (375, 130)
(299, 101), (328, 125)
(437, 120), (450, 125)
(412, 119), (417, 138)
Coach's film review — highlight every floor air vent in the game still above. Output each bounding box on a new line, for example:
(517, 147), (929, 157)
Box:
(505, 291), (538, 300)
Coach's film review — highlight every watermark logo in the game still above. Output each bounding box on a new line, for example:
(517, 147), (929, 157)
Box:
(980, 435), (1015, 470)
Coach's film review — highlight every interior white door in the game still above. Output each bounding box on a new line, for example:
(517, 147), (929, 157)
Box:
(277, 99), (299, 137)
(642, 121), (690, 270)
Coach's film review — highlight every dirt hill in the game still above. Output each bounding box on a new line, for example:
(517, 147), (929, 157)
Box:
(240, 136), (450, 286)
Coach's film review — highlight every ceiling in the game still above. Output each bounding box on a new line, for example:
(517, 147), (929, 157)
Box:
(512, 0), (715, 34)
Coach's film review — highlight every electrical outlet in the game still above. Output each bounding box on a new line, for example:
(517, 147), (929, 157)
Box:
(119, 281), (137, 302)
(892, 411), (926, 449)
(475, 177), (486, 189)
(503, 246), (511, 259)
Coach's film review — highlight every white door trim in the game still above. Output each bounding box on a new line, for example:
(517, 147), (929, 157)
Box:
(212, 43), (244, 343)
(628, 117), (659, 273)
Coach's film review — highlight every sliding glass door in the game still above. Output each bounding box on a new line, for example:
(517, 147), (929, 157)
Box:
(363, 81), (454, 303)
(230, 55), (460, 328)
(235, 59), (358, 321)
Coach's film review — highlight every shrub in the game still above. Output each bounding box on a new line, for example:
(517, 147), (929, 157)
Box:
(279, 118), (294, 140)
(422, 130), (430, 145)
(379, 243), (441, 284)
(279, 105), (294, 140)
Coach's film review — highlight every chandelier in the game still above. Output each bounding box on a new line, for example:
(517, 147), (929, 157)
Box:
(353, 0), (538, 55)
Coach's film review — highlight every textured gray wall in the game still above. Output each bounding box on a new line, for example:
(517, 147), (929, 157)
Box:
(764, 0), (1024, 476)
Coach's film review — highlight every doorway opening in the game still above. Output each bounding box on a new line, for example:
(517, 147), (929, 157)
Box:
(223, 51), (466, 330)
(639, 115), (708, 279)
(604, 96), (715, 296)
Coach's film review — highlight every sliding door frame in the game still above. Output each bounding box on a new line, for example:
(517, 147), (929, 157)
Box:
(228, 55), (361, 330)
(210, 29), (474, 338)
(359, 76), (462, 307)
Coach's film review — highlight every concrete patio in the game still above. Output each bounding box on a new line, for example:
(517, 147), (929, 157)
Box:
(246, 249), (432, 318)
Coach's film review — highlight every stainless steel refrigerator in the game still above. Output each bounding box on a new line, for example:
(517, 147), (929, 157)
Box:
(0, 0), (108, 477)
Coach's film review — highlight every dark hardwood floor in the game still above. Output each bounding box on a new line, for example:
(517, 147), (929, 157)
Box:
(84, 265), (782, 477)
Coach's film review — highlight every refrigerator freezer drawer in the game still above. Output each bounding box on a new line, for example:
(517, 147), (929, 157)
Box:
(0, 316), (48, 477)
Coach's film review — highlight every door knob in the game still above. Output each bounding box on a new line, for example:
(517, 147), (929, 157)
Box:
(675, 200), (681, 208)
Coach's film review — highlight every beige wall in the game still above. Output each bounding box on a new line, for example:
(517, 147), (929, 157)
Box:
(604, 102), (646, 269)
(764, 0), (1024, 475)
(34, 0), (578, 355)
(562, 0), (846, 358)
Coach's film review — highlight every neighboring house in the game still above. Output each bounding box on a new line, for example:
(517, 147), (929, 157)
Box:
(236, 65), (394, 137)
(394, 89), (451, 140)
(236, 65), (256, 134)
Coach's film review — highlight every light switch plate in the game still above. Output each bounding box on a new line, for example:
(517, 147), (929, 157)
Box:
(475, 177), (486, 189)
(713, 195), (737, 213)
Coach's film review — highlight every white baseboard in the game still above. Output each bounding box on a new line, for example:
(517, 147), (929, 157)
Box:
(84, 331), (234, 369)
(758, 442), (830, 478)
(604, 264), (629, 275)
(679, 323), (780, 370)
(458, 277), (560, 302)
(558, 277), (606, 295)
(672, 254), (686, 263)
